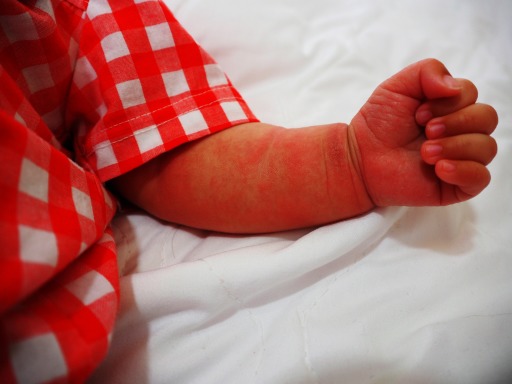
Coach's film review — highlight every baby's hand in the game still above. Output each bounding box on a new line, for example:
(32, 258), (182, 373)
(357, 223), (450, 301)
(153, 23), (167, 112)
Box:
(349, 59), (498, 207)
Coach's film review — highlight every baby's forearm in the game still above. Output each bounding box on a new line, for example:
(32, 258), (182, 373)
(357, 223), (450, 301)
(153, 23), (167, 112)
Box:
(110, 122), (374, 233)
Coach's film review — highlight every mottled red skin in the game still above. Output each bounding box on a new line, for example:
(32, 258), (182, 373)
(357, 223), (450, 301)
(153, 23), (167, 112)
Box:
(110, 59), (498, 233)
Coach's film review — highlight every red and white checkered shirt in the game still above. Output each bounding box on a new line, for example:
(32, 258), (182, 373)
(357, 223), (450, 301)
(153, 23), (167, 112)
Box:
(0, 0), (257, 382)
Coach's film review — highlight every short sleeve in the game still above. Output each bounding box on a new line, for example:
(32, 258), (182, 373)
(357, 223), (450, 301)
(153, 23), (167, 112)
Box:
(69, 0), (259, 182)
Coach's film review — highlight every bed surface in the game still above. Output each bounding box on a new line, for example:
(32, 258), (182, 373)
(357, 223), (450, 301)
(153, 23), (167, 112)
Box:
(91, 1), (512, 383)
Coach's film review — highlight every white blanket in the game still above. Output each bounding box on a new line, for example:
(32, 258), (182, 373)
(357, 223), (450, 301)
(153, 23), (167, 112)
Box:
(91, 0), (512, 383)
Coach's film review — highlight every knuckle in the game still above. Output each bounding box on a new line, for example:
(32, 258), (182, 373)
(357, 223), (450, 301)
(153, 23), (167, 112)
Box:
(475, 135), (497, 165)
(459, 79), (478, 102)
(455, 109), (476, 128)
(486, 104), (499, 129)
(475, 103), (499, 133)
(487, 137), (498, 162)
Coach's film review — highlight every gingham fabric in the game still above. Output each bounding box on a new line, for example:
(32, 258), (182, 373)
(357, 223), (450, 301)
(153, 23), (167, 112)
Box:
(0, 0), (257, 382)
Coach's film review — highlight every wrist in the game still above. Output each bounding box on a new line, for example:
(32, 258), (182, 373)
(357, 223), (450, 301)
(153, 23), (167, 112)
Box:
(322, 122), (375, 216)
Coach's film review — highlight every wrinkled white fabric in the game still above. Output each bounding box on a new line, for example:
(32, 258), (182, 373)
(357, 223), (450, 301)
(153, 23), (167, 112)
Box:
(91, 0), (512, 383)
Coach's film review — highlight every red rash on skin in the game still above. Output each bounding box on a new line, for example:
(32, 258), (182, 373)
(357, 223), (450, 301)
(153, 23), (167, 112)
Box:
(111, 122), (373, 233)
(109, 59), (498, 234)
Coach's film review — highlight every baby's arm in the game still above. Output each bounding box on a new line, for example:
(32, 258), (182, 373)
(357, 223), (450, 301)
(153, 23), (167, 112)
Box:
(109, 59), (497, 233)
(109, 121), (372, 233)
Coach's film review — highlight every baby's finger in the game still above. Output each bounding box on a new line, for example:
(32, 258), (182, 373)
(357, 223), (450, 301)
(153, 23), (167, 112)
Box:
(421, 133), (497, 166)
(435, 160), (491, 201)
(416, 78), (478, 126)
(425, 103), (498, 140)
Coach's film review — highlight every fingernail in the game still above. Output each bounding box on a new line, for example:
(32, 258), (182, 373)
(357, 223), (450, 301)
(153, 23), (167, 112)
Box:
(417, 109), (432, 125)
(443, 75), (460, 90)
(427, 123), (446, 138)
(425, 143), (443, 156)
(441, 160), (456, 172)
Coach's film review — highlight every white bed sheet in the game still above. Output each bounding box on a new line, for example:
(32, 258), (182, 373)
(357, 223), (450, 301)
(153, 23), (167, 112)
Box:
(90, 0), (512, 383)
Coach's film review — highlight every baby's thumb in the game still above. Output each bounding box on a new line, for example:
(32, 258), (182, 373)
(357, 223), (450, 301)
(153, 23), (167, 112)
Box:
(384, 58), (462, 100)
(418, 58), (462, 100)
